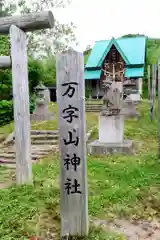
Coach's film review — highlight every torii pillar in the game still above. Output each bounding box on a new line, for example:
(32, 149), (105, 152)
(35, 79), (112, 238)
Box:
(0, 11), (54, 184)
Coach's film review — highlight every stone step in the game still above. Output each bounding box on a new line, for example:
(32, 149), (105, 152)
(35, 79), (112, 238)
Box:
(0, 141), (58, 168)
(0, 159), (39, 169)
(9, 144), (54, 151)
(86, 108), (101, 111)
(86, 109), (100, 112)
(1, 145), (55, 154)
(31, 139), (58, 145)
(86, 106), (102, 108)
(0, 153), (44, 160)
(86, 105), (102, 107)
(6, 149), (52, 154)
(86, 106), (101, 108)
(0, 163), (16, 169)
(31, 130), (58, 135)
(31, 134), (58, 140)
(86, 108), (100, 110)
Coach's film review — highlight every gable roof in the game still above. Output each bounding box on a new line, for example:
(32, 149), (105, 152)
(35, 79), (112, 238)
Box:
(85, 36), (146, 68)
(99, 37), (130, 65)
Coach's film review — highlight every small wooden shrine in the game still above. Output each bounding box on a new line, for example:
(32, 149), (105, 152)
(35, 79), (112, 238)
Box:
(85, 36), (146, 100)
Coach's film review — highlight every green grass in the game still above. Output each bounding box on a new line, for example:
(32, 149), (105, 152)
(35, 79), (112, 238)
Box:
(0, 159), (123, 240)
(0, 100), (160, 239)
(0, 122), (14, 142)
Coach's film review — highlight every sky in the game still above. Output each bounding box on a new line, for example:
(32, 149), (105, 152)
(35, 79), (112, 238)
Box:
(54, 0), (160, 51)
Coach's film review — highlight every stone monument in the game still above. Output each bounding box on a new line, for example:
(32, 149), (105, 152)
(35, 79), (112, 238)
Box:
(123, 78), (142, 102)
(123, 84), (140, 119)
(88, 80), (134, 155)
(31, 83), (54, 121)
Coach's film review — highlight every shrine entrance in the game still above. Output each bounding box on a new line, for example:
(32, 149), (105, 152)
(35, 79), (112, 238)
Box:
(101, 45), (125, 86)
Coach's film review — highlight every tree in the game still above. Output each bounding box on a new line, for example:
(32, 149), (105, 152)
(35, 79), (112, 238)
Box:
(121, 34), (145, 38)
(42, 56), (56, 86)
(0, 0), (17, 100)
(84, 45), (92, 65)
(17, 0), (77, 56)
(0, 0), (16, 17)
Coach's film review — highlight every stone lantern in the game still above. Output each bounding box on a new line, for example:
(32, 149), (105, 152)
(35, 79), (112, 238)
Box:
(35, 83), (46, 105)
(30, 83), (54, 121)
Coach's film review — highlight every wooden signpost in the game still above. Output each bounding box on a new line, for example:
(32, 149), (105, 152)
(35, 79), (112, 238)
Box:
(56, 50), (88, 237)
(0, 11), (54, 184)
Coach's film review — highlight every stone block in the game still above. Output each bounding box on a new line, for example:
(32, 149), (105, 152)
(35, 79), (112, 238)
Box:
(88, 139), (134, 155)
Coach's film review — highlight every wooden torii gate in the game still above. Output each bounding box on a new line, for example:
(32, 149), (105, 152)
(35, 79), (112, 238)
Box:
(0, 11), (54, 184)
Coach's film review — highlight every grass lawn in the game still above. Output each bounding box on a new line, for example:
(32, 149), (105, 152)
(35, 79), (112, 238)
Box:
(0, 100), (160, 239)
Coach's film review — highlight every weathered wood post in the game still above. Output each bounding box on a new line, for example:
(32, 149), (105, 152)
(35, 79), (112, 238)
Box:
(148, 65), (151, 100)
(150, 64), (157, 121)
(56, 50), (89, 238)
(0, 11), (54, 184)
(158, 60), (160, 158)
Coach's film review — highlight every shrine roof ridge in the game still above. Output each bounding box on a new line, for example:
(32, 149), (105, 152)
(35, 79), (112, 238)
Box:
(85, 36), (146, 69)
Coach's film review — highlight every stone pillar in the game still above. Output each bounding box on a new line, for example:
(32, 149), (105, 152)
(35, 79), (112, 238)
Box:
(129, 78), (142, 102)
(96, 80), (99, 99)
(138, 78), (143, 96)
(44, 87), (51, 103)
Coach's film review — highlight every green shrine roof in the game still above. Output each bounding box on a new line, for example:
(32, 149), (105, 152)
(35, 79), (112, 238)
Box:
(85, 70), (101, 80)
(86, 36), (146, 68)
(85, 67), (144, 80)
(125, 67), (144, 78)
(85, 36), (146, 79)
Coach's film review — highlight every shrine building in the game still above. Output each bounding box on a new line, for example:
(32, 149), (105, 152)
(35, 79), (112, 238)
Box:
(85, 36), (146, 100)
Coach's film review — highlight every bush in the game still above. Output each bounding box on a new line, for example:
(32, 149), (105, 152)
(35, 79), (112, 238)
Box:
(0, 97), (36, 126)
(0, 100), (13, 126)
(42, 56), (56, 87)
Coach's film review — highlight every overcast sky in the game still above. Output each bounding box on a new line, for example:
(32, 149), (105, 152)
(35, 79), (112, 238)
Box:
(54, 0), (160, 51)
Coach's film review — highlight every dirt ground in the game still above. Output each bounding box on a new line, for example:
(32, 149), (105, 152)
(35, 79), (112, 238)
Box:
(94, 218), (160, 239)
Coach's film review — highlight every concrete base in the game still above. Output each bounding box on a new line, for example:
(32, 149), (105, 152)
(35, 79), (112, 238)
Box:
(30, 105), (54, 121)
(88, 139), (134, 155)
(129, 93), (141, 102)
(30, 112), (54, 121)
